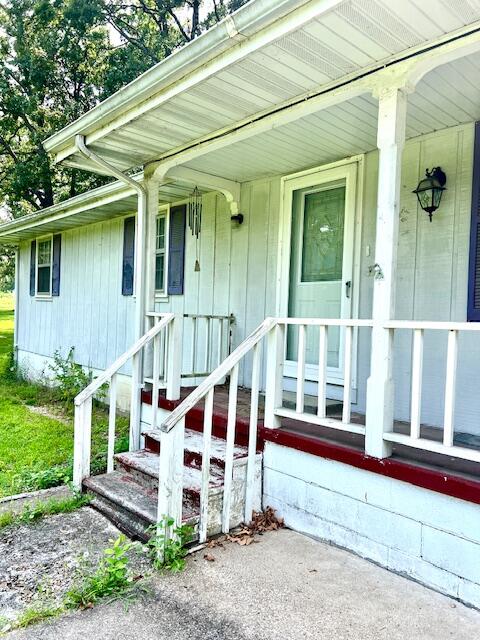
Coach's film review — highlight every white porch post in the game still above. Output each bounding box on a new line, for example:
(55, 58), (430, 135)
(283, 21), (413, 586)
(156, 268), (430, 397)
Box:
(365, 86), (407, 458)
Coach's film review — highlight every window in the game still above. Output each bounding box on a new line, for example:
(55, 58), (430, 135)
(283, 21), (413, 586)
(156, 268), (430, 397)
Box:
(36, 236), (53, 296)
(155, 214), (167, 293)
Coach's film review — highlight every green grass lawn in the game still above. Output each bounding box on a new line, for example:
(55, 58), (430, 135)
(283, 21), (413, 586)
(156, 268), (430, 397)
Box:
(0, 294), (128, 498)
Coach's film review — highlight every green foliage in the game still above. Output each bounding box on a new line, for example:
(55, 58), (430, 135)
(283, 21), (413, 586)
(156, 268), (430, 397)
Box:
(13, 464), (72, 492)
(0, 247), (14, 292)
(0, 492), (91, 530)
(65, 534), (140, 608)
(9, 604), (62, 630)
(146, 517), (194, 572)
(48, 347), (94, 406)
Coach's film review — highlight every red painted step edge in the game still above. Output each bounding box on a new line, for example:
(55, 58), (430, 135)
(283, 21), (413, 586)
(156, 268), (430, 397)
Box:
(142, 389), (262, 449)
(260, 427), (480, 506)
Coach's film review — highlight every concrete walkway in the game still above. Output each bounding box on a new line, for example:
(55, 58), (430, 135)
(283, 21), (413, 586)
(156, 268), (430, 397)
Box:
(8, 527), (480, 639)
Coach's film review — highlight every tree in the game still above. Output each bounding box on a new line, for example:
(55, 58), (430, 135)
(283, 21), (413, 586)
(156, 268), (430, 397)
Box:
(0, 0), (250, 219)
(98, 1), (250, 97)
(0, 0), (112, 219)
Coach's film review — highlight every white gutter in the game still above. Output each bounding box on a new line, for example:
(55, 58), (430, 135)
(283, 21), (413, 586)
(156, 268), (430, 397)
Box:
(43, 0), (321, 156)
(75, 135), (146, 343)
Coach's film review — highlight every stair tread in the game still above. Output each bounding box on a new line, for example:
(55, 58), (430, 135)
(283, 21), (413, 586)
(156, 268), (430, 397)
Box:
(143, 427), (249, 461)
(84, 472), (199, 523)
(115, 449), (224, 490)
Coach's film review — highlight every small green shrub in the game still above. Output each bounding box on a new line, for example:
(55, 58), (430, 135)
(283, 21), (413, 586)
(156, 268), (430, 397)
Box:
(48, 347), (96, 407)
(0, 348), (18, 381)
(146, 517), (194, 572)
(65, 534), (140, 609)
(13, 464), (72, 493)
(14, 604), (62, 629)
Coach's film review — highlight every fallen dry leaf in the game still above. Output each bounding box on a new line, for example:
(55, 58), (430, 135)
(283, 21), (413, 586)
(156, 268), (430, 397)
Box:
(225, 506), (284, 546)
(204, 553), (215, 562)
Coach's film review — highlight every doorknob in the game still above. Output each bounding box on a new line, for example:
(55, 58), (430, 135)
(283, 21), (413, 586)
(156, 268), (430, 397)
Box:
(345, 280), (352, 298)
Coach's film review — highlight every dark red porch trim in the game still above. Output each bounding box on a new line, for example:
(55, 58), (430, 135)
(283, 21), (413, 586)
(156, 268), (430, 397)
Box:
(261, 427), (480, 506)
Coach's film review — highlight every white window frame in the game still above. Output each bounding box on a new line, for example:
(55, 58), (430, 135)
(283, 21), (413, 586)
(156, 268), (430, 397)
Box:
(35, 234), (53, 298)
(154, 205), (169, 298)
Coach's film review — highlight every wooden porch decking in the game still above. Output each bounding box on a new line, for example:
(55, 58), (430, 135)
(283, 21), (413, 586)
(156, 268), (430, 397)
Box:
(143, 385), (480, 496)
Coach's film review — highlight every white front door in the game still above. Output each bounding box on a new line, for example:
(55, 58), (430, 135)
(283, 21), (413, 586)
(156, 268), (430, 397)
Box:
(282, 162), (358, 387)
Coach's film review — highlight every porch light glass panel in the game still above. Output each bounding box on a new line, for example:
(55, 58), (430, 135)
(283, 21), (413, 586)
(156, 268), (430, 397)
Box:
(288, 182), (347, 370)
(155, 215), (166, 292)
(37, 239), (52, 294)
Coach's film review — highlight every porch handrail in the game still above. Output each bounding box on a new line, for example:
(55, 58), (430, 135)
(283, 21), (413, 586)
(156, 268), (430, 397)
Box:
(75, 313), (175, 406)
(160, 316), (277, 433)
(73, 312), (176, 489)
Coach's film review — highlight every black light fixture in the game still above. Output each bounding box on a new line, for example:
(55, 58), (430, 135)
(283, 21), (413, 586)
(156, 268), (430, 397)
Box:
(413, 167), (447, 222)
(231, 213), (244, 225)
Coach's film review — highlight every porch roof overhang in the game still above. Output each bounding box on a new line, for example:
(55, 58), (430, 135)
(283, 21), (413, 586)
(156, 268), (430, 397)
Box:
(0, 175), (207, 244)
(42, 0), (480, 183)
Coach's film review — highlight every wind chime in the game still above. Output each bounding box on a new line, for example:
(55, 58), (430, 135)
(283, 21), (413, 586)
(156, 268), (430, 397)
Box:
(188, 186), (202, 271)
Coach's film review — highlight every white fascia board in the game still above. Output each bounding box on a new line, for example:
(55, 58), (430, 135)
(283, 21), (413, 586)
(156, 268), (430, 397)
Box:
(44, 0), (343, 163)
(0, 174), (142, 242)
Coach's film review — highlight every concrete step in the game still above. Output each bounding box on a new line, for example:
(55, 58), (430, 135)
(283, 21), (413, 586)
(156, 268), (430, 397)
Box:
(84, 472), (199, 542)
(142, 427), (250, 469)
(114, 449), (225, 503)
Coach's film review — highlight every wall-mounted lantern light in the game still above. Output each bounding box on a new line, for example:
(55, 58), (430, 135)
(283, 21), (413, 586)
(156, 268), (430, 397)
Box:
(413, 167), (447, 222)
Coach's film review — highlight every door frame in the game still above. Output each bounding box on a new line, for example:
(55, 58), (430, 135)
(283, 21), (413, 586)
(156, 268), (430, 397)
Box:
(276, 155), (364, 392)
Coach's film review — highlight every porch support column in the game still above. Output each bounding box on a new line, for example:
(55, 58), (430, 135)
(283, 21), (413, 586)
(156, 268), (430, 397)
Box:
(365, 86), (407, 459)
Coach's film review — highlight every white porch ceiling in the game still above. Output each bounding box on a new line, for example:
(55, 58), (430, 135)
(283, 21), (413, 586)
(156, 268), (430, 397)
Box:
(178, 51), (480, 182)
(51, 0), (480, 177)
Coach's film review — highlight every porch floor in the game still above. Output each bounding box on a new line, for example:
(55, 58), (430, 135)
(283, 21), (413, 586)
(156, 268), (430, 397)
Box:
(150, 385), (480, 484)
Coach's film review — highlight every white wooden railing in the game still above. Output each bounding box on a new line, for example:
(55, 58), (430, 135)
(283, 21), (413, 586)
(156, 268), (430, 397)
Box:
(268, 318), (373, 435)
(145, 312), (233, 386)
(382, 320), (480, 464)
(158, 317), (277, 543)
(182, 313), (234, 379)
(73, 313), (177, 489)
(155, 316), (480, 541)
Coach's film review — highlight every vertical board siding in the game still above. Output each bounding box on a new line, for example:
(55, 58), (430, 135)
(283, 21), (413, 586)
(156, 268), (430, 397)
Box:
(17, 216), (135, 375)
(16, 123), (479, 433)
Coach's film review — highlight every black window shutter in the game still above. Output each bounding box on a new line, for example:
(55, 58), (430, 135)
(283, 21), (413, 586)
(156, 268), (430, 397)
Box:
(52, 234), (62, 296)
(29, 240), (36, 296)
(468, 121), (480, 321)
(168, 204), (186, 295)
(122, 216), (136, 296)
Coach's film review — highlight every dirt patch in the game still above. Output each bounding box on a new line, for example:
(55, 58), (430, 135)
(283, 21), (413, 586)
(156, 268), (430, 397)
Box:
(0, 507), (149, 625)
(26, 404), (69, 425)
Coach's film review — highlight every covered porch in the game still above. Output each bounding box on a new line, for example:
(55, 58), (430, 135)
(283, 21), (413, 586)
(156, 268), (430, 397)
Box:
(56, 10), (480, 494)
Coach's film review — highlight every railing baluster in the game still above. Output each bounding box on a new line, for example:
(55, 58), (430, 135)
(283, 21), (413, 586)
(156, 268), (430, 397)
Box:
(129, 350), (142, 451)
(107, 374), (117, 473)
(410, 328), (424, 439)
(151, 331), (160, 430)
(192, 316), (198, 375)
(218, 319), (224, 368)
(443, 329), (458, 447)
(205, 317), (211, 373)
(245, 342), (261, 523)
(296, 324), (306, 413)
(317, 325), (327, 418)
(199, 388), (214, 543)
(342, 325), (353, 424)
(222, 363), (239, 533)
